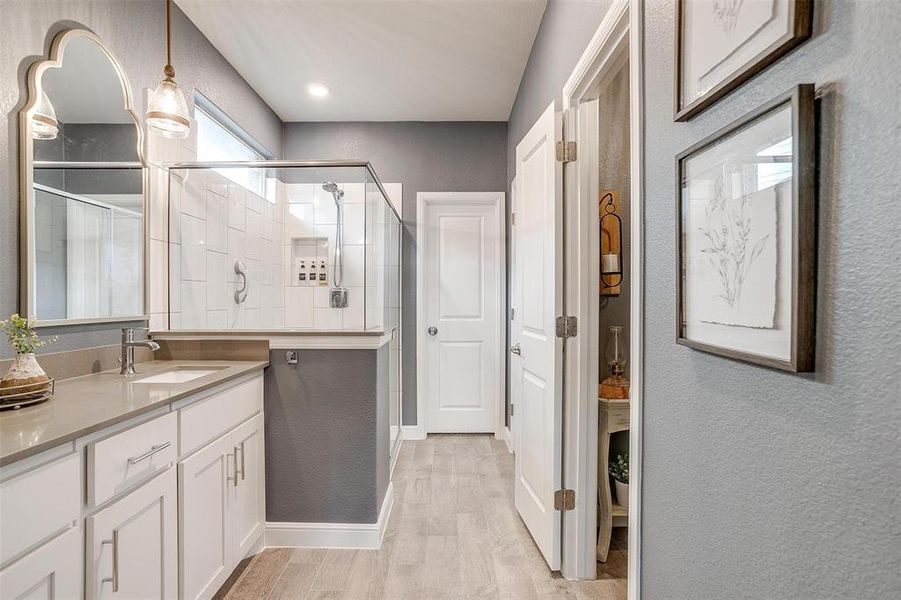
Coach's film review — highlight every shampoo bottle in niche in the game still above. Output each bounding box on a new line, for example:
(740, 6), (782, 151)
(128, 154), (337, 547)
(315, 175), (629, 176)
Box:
(296, 260), (306, 283)
(308, 263), (317, 286)
(319, 260), (328, 285)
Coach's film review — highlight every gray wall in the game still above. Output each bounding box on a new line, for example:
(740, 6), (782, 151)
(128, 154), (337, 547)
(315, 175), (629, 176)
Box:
(0, 0), (281, 358)
(283, 122), (508, 426)
(641, 1), (901, 598)
(264, 347), (390, 524)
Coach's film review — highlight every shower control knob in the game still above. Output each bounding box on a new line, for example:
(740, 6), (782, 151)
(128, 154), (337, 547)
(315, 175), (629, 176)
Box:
(427, 326), (438, 336)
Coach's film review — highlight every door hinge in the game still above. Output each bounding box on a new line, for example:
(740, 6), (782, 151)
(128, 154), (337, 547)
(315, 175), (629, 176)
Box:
(510, 307), (515, 320)
(555, 141), (577, 163)
(511, 212), (516, 225)
(555, 316), (577, 338)
(554, 489), (575, 511)
(509, 403), (514, 417)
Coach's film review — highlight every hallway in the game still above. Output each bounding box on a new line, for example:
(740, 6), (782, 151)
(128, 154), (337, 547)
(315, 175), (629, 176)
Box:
(218, 435), (626, 599)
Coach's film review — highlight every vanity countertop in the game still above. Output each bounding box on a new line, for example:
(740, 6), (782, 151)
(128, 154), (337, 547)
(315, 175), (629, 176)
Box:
(0, 360), (268, 467)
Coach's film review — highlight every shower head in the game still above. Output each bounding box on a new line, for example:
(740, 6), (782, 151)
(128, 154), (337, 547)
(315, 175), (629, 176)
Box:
(322, 181), (344, 204)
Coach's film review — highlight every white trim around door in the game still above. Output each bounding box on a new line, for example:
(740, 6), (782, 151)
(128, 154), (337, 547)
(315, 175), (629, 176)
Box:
(559, 0), (644, 594)
(416, 192), (506, 439)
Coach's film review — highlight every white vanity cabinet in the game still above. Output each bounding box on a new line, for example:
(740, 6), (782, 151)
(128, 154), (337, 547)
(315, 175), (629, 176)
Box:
(85, 468), (177, 599)
(179, 412), (265, 600)
(0, 453), (82, 600)
(0, 527), (81, 600)
(0, 368), (265, 600)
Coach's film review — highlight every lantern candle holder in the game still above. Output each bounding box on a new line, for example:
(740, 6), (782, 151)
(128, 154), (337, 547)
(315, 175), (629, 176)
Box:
(600, 191), (623, 296)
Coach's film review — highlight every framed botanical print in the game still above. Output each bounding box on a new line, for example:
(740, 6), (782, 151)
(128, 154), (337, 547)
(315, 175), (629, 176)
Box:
(675, 0), (813, 121)
(676, 84), (816, 372)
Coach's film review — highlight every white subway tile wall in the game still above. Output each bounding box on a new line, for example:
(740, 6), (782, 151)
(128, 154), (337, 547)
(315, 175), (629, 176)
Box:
(146, 125), (400, 332)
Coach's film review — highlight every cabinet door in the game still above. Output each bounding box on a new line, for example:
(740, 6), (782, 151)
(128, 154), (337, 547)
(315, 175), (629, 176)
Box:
(178, 433), (233, 600)
(231, 413), (265, 560)
(0, 527), (81, 600)
(85, 468), (177, 600)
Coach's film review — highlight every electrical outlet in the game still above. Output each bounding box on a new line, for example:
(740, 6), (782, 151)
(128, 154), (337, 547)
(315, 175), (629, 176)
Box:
(286, 350), (298, 365)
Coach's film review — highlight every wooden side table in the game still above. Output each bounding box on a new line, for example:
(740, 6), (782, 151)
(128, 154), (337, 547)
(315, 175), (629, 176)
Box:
(597, 396), (629, 562)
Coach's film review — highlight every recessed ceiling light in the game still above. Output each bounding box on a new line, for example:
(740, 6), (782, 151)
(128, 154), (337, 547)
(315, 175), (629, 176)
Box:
(307, 83), (330, 98)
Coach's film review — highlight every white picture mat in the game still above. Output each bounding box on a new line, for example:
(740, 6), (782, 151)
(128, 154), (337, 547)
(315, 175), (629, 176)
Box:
(681, 0), (794, 107)
(683, 103), (793, 361)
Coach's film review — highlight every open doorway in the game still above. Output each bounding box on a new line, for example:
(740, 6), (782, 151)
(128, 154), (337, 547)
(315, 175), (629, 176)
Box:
(560, 0), (642, 594)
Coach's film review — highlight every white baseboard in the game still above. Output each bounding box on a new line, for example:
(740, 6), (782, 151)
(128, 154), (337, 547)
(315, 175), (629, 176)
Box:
(503, 426), (514, 454)
(401, 424), (426, 440)
(265, 482), (394, 550)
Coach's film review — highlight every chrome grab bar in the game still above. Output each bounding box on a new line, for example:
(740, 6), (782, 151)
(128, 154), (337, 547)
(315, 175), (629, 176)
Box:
(127, 441), (171, 465)
(234, 260), (248, 304)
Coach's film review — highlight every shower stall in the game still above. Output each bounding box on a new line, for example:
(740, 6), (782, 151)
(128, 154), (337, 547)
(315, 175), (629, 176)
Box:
(162, 160), (403, 461)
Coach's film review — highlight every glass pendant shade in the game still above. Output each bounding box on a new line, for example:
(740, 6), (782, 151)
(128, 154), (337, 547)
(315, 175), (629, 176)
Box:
(146, 74), (190, 139)
(32, 90), (59, 140)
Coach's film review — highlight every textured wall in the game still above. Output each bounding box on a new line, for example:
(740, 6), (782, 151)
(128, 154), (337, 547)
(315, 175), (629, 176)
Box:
(264, 347), (389, 524)
(283, 122), (508, 426)
(0, 0), (281, 358)
(641, 1), (901, 598)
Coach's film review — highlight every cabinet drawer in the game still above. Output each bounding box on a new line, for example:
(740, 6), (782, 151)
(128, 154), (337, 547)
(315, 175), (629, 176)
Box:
(179, 374), (262, 457)
(87, 412), (177, 507)
(0, 453), (80, 566)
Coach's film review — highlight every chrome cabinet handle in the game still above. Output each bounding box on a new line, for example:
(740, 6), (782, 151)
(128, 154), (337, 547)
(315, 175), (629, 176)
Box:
(235, 260), (248, 304)
(234, 443), (246, 482)
(228, 450), (239, 487)
(509, 343), (522, 356)
(127, 441), (171, 465)
(427, 326), (438, 336)
(100, 530), (120, 592)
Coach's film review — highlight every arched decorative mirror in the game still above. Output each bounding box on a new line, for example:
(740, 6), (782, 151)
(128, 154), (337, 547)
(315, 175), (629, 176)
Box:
(20, 29), (147, 326)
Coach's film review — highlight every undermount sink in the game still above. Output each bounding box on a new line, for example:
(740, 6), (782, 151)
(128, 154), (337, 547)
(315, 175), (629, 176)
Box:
(132, 366), (227, 385)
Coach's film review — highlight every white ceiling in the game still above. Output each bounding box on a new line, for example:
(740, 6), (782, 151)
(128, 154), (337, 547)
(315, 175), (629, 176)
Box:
(175, 0), (546, 122)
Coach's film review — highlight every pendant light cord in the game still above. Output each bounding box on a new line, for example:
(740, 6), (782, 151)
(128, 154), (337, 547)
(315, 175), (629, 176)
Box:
(165, 0), (175, 79)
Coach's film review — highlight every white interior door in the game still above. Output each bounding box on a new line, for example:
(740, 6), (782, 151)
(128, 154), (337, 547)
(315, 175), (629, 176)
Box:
(512, 101), (564, 570)
(419, 192), (504, 434)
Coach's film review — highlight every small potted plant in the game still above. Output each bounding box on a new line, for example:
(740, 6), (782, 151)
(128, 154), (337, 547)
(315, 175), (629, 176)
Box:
(0, 314), (56, 399)
(609, 453), (629, 508)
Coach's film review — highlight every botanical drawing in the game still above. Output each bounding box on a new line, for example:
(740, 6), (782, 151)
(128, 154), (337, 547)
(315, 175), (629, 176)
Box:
(692, 171), (777, 328)
(713, 0), (744, 33)
(698, 178), (769, 309)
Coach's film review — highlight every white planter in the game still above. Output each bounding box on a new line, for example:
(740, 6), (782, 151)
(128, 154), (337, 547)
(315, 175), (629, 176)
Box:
(1, 353), (50, 395)
(614, 479), (629, 508)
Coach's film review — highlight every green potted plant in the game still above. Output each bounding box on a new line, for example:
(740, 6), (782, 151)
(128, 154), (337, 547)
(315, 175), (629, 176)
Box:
(609, 453), (629, 508)
(0, 314), (56, 398)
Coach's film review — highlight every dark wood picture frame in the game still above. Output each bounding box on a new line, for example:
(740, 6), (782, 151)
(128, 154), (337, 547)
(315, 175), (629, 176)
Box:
(674, 0), (813, 122)
(675, 84), (816, 372)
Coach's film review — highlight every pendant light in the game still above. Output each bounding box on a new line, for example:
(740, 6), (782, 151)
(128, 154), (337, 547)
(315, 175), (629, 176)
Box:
(32, 90), (59, 140)
(146, 0), (191, 139)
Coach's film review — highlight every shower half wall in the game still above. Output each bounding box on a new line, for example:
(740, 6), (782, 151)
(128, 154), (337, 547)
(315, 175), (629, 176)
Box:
(152, 161), (403, 537)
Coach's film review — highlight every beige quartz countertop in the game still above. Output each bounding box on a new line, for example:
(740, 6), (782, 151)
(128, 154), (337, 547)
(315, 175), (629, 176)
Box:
(0, 360), (268, 467)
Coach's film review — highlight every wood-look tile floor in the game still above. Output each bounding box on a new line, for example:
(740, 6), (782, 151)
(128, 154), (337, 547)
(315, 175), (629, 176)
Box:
(218, 434), (627, 599)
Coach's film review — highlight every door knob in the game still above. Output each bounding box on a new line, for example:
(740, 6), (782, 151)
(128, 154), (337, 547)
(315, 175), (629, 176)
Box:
(509, 343), (522, 355)
(428, 326), (438, 336)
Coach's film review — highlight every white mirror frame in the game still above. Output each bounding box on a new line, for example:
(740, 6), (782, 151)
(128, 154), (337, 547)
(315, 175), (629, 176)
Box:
(19, 29), (148, 327)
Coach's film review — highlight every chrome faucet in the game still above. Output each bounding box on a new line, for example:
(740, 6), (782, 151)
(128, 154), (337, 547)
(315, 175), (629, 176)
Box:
(120, 328), (160, 375)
